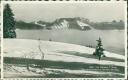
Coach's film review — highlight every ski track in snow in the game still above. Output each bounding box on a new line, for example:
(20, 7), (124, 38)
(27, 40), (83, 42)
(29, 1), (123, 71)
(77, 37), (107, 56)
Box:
(4, 39), (125, 67)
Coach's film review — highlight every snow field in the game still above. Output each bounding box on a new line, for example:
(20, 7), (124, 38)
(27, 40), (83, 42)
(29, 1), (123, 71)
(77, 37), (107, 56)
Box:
(4, 39), (125, 67)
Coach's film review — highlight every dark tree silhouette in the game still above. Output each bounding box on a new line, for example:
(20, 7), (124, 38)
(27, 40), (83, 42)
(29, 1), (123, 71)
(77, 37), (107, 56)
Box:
(3, 4), (16, 38)
(93, 37), (105, 60)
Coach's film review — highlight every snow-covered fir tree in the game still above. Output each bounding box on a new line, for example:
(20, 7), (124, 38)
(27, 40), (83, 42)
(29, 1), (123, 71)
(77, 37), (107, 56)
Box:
(3, 4), (16, 38)
(93, 37), (105, 60)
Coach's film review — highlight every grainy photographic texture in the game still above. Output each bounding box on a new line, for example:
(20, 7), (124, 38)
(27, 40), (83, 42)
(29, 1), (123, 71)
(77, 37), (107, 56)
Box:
(2, 1), (127, 79)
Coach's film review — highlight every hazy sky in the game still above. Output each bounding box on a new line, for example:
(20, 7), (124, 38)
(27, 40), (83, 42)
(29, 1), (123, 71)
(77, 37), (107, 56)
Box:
(6, 2), (126, 22)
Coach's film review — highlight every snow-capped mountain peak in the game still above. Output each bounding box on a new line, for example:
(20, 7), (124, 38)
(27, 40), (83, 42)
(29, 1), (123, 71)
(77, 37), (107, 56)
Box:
(36, 17), (92, 30)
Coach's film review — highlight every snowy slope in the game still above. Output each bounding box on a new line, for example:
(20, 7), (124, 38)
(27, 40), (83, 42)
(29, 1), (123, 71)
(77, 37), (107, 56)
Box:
(4, 64), (124, 78)
(51, 20), (91, 30)
(76, 20), (91, 29)
(35, 21), (46, 27)
(4, 39), (125, 67)
(52, 20), (69, 30)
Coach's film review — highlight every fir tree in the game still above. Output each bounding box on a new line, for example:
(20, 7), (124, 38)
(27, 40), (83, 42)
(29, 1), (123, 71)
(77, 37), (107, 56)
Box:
(3, 4), (16, 38)
(93, 37), (105, 60)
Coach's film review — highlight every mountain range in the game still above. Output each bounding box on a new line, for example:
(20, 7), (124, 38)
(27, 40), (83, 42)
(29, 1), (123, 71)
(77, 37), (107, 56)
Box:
(15, 17), (124, 30)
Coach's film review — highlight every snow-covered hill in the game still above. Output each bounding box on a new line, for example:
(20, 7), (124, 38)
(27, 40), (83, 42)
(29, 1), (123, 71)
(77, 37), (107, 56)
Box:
(4, 39), (125, 78)
(4, 39), (124, 66)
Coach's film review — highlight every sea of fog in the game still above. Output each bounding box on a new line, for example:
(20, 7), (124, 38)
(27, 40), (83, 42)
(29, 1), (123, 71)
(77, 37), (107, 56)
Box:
(16, 29), (125, 55)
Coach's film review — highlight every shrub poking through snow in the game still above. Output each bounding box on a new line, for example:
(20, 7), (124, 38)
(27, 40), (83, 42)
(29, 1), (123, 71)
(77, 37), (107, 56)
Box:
(93, 37), (105, 60)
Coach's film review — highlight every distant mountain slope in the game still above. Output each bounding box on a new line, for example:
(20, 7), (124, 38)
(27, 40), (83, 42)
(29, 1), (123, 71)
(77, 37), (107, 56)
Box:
(15, 17), (124, 30)
(90, 22), (124, 30)
(37, 18), (92, 30)
(15, 21), (44, 30)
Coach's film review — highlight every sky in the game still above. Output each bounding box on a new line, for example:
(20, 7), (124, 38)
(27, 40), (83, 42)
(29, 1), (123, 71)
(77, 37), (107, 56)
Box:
(4, 2), (126, 22)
